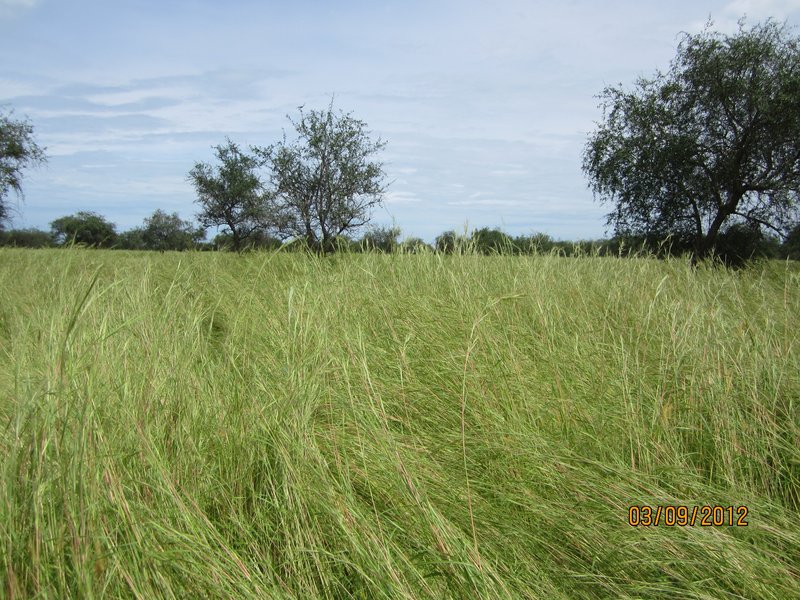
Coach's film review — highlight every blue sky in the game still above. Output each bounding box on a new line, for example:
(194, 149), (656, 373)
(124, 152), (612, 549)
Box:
(2, 0), (800, 242)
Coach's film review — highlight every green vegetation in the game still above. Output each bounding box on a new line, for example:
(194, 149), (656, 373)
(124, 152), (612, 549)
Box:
(0, 107), (47, 227)
(4, 220), (797, 265)
(253, 103), (388, 254)
(120, 210), (205, 252)
(188, 102), (388, 254)
(0, 227), (54, 248)
(584, 19), (800, 261)
(1, 248), (798, 598)
(188, 138), (269, 252)
(50, 211), (118, 248)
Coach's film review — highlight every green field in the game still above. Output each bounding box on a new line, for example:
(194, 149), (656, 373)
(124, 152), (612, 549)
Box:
(1, 248), (798, 599)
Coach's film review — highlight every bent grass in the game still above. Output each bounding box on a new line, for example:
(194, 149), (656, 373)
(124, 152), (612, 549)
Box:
(1, 248), (798, 598)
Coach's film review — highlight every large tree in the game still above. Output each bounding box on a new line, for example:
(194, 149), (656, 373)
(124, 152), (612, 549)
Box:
(254, 102), (387, 254)
(50, 211), (117, 247)
(583, 19), (800, 260)
(188, 138), (268, 252)
(141, 209), (203, 251)
(0, 108), (46, 228)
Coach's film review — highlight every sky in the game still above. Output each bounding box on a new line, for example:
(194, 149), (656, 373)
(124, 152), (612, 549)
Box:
(2, 0), (800, 243)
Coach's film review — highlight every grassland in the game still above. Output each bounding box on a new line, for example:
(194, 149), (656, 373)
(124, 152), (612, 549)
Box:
(1, 248), (798, 599)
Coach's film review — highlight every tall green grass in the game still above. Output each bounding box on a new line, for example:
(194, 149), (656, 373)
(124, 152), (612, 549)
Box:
(1, 248), (798, 598)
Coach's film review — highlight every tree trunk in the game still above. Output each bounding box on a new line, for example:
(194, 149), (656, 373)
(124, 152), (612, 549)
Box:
(231, 229), (242, 253)
(696, 191), (742, 262)
(697, 215), (725, 261)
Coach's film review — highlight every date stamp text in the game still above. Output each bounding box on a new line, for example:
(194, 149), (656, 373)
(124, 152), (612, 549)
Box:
(628, 505), (749, 527)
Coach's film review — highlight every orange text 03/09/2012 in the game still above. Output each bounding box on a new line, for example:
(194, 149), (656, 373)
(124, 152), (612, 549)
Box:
(627, 505), (749, 527)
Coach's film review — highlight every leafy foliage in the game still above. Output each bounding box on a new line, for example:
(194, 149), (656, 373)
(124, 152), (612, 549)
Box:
(399, 237), (431, 253)
(212, 229), (282, 251)
(0, 108), (46, 228)
(188, 139), (269, 252)
(512, 232), (554, 255)
(140, 209), (203, 251)
(254, 102), (387, 254)
(782, 222), (800, 259)
(50, 211), (117, 247)
(116, 228), (147, 250)
(714, 222), (781, 266)
(471, 227), (514, 254)
(435, 230), (459, 253)
(360, 225), (401, 253)
(584, 19), (800, 260)
(0, 228), (54, 248)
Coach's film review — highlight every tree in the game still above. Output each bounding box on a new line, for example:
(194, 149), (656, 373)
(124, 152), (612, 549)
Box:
(0, 108), (47, 228)
(188, 138), (268, 252)
(435, 230), (458, 253)
(714, 221), (780, 266)
(472, 227), (514, 254)
(50, 211), (117, 247)
(254, 102), (387, 254)
(360, 225), (401, 252)
(212, 229), (282, 251)
(583, 19), (800, 261)
(140, 209), (203, 251)
(0, 228), (53, 248)
(117, 228), (147, 250)
(399, 237), (432, 253)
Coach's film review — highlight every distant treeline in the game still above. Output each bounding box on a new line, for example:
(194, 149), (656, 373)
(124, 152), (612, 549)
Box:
(2, 210), (799, 265)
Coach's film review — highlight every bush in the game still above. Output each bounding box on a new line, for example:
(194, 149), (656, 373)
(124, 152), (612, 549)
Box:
(511, 232), (554, 255)
(435, 230), (457, 253)
(360, 226), (401, 253)
(0, 228), (54, 248)
(213, 230), (281, 251)
(140, 210), (204, 251)
(781, 223), (800, 260)
(399, 237), (432, 254)
(471, 227), (514, 254)
(116, 228), (147, 250)
(50, 211), (117, 247)
(714, 222), (780, 267)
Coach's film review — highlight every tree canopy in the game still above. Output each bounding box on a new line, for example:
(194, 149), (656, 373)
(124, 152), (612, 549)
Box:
(360, 225), (401, 253)
(188, 138), (268, 252)
(0, 108), (46, 228)
(253, 102), (387, 254)
(141, 209), (203, 251)
(471, 227), (514, 255)
(583, 19), (800, 260)
(50, 211), (117, 247)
